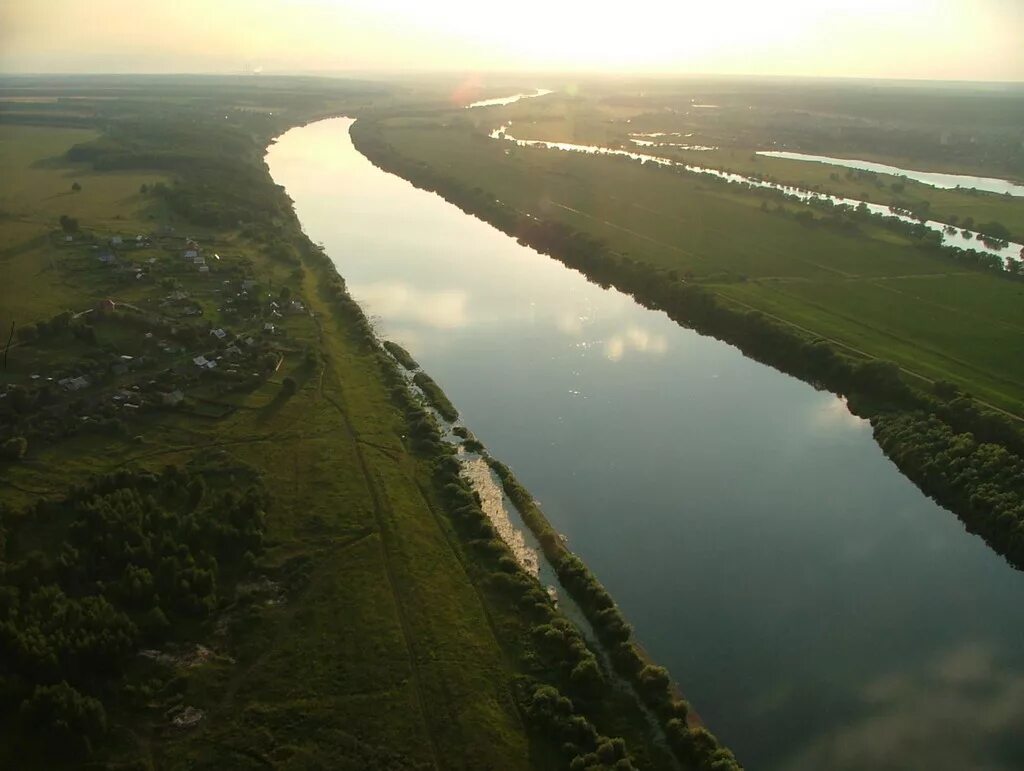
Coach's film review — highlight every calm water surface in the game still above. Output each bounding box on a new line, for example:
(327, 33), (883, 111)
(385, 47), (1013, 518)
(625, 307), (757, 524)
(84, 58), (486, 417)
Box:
(757, 151), (1024, 197)
(465, 88), (553, 108)
(491, 125), (1022, 263)
(268, 118), (1024, 771)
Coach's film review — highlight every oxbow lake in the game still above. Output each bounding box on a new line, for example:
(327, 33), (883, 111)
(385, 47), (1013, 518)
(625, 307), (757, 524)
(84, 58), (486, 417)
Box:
(757, 151), (1024, 197)
(267, 117), (1024, 771)
(489, 125), (1023, 264)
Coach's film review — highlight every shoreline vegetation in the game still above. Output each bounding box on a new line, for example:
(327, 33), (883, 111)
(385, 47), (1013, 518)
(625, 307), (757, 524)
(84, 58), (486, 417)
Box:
(482, 453), (740, 768)
(0, 80), (737, 769)
(383, 339), (421, 371)
(412, 370), (460, 422)
(349, 117), (1024, 573)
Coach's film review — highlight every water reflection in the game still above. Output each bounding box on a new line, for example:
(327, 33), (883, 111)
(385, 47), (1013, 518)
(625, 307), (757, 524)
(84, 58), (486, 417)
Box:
(465, 88), (553, 108)
(267, 118), (1024, 771)
(348, 281), (470, 329)
(809, 395), (866, 430)
(758, 151), (1024, 197)
(785, 642), (1024, 771)
(490, 125), (1023, 264)
(603, 326), (669, 361)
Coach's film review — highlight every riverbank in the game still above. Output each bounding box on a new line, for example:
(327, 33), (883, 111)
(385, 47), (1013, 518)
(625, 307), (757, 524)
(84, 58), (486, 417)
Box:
(0, 79), (727, 769)
(349, 116), (1024, 574)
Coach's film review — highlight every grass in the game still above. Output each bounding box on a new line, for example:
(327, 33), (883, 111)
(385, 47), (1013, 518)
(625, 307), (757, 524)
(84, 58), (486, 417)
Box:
(0, 123), (174, 331)
(1, 118), (532, 767)
(477, 91), (1024, 240)
(1, 94), (674, 769)
(372, 119), (1024, 415)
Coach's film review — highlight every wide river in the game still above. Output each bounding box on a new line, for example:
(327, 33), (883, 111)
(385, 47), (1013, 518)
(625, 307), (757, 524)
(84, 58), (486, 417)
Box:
(268, 118), (1024, 771)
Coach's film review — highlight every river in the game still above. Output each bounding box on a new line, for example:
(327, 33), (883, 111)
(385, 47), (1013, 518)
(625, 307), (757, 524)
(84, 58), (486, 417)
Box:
(489, 125), (1023, 264)
(757, 151), (1024, 198)
(267, 117), (1024, 771)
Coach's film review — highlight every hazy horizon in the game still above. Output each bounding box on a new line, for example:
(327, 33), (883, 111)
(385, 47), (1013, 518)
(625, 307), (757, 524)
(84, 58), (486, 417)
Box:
(2, 0), (1022, 82)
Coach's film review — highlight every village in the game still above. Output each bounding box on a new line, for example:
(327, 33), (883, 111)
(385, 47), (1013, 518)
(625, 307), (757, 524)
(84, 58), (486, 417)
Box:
(0, 226), (314, 455)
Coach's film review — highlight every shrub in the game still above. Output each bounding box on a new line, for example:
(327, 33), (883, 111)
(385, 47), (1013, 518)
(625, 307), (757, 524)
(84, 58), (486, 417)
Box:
(1, 437), (28, 461)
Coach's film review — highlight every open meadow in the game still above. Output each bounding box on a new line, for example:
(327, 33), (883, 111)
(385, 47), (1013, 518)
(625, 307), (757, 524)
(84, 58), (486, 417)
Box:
(1, 82), (689, 770)
(371, 106), (1024, 415)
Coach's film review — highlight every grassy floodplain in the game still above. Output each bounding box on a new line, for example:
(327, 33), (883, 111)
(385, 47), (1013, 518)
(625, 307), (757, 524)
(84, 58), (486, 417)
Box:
(0, 77), (707, 770)
(366, 108), (1024, 416)
(350, 81), (1024, 573)
(476, 82), (1024, 241)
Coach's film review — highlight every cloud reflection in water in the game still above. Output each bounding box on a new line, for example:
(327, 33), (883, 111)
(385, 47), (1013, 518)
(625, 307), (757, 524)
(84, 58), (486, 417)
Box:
(604, 326), (668, 361)
(785, 642), (1024, 771)
(350, 281), (470, 330)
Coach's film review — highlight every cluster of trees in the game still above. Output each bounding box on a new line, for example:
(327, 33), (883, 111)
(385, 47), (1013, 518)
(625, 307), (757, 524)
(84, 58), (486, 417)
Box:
(516, 681), (636, 770)
(0, 465), (268, 758)
(15, 310), (72, 344)
(382, 340), (420, 371)
(65, 119), (289, 228)
(874, 412), (1024, 568)
(430, 453), (608, 700)
(412, 371), (459, 423)
(352, 121), (1024, 575)
(479, 457), (741, 769)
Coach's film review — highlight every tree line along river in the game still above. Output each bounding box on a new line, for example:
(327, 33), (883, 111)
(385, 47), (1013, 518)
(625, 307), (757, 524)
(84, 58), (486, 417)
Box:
(267, 117), (1024, 771)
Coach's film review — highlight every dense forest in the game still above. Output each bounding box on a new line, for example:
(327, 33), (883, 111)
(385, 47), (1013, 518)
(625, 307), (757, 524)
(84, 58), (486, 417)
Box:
(0, 463), (267, 759)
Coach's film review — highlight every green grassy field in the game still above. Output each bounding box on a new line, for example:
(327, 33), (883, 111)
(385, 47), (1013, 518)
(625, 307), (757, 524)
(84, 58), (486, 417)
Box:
(1, 84), (686, 770)
(0, 123), (176, 330)
(477, 92), (1024, 240)
(372, 119), (1024, 414)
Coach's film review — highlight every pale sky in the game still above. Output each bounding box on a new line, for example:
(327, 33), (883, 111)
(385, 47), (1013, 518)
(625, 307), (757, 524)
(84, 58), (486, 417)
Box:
(2, 0), (1022, 81)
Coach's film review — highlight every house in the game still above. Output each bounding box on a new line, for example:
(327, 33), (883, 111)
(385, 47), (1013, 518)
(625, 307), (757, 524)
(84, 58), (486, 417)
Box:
(65, 235), (73, 242)
(225, 344), (241, 358)
(161, 390), (184, 406)
(193, 255), (205, 265)
(193, 355), (210, 368)
(198, 265), (210, 274)
(210, 328), (227, 340)
(110, 236), (123, 246)
(263, 323), (275, 333)
(98, 253), (116, 264)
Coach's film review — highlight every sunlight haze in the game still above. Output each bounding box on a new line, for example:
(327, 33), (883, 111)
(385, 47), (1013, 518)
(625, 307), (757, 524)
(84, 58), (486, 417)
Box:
(2, 0), (1022, 80)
